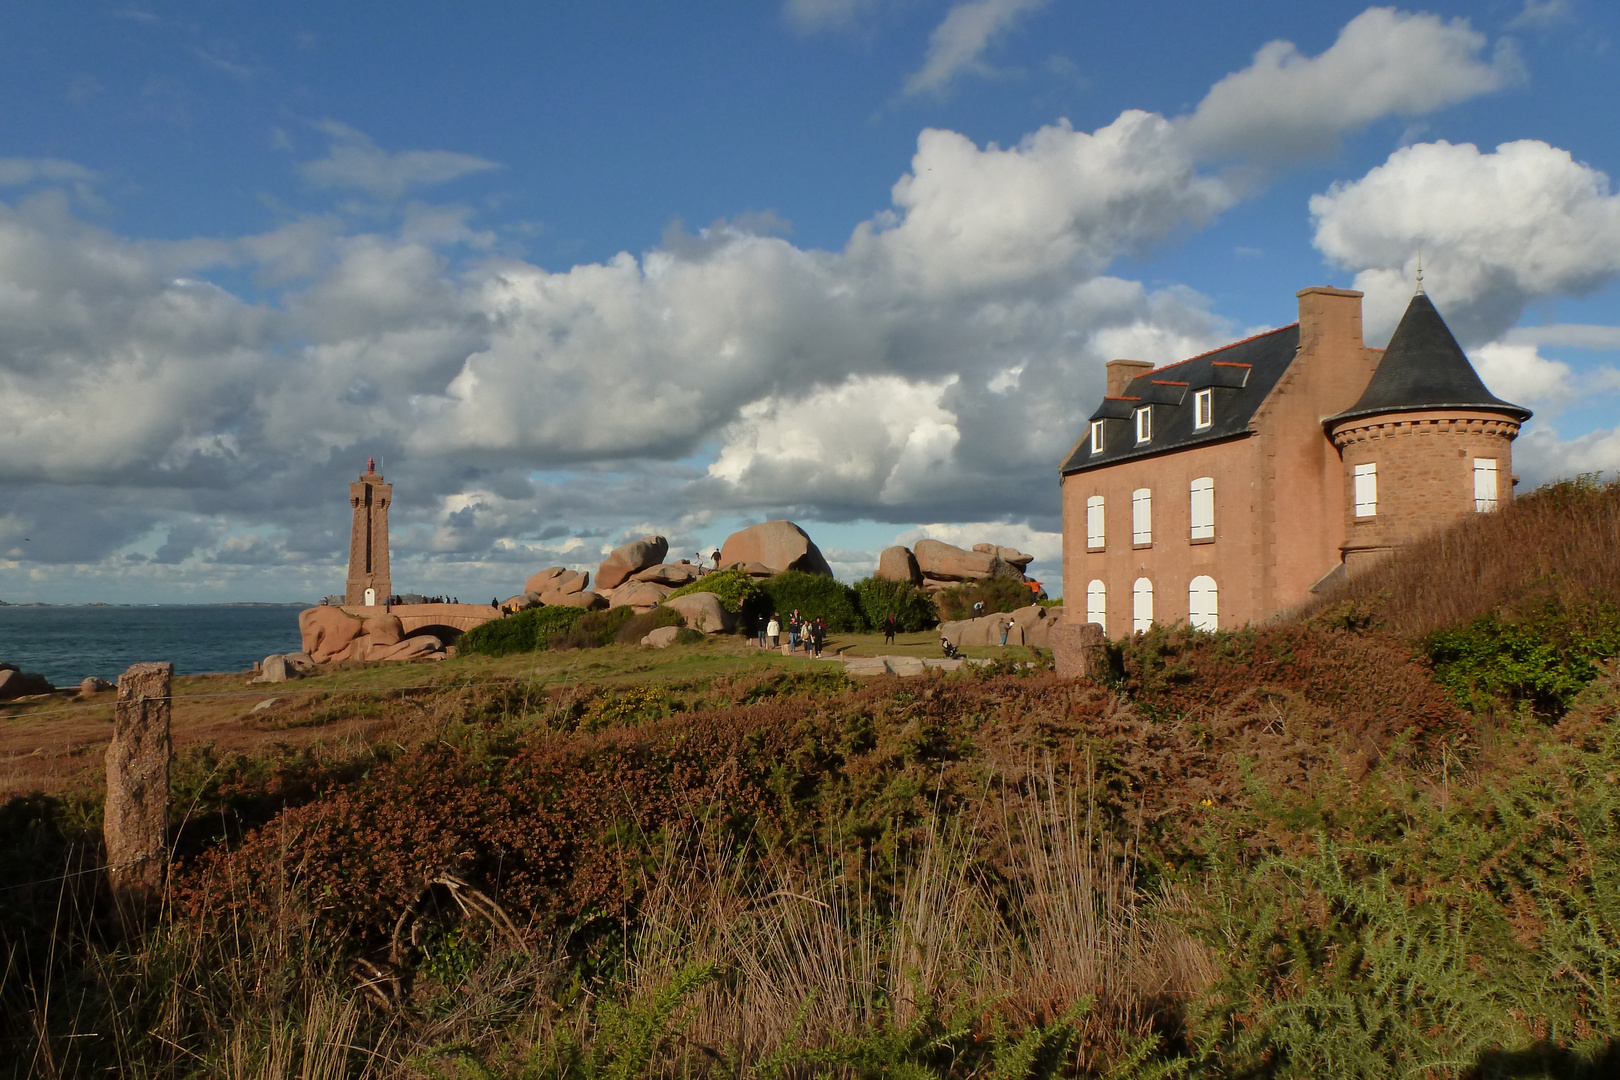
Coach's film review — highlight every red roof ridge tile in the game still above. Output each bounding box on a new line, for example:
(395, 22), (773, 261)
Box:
(1150, 379), (1188, 385)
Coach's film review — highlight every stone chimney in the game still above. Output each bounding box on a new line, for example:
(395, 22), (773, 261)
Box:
(1296, 287), (1365, 354)
(1105, 359), (1154, 397)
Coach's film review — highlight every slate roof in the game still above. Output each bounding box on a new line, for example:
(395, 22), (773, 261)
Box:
(1326, 292), (1530, 425)
(1060, 324), (1300, 474)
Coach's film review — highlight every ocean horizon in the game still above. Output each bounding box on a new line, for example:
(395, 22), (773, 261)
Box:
(0, 604), (308, 687)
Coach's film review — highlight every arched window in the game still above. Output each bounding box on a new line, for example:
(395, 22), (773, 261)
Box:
(1190, 477), (1214, 541)
(1086, 579), (1106, 634)
(1132, 577), (1153, 634)
(1189, 575), (1217, 632)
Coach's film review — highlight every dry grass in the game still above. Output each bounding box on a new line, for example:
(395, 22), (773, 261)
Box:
(1297, 475), (1620, 638)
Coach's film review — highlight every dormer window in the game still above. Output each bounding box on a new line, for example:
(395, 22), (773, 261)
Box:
(1089, 419), (1104, 455)
(1194, 388), (1212, 430)
(1134, 406), (1152, 444)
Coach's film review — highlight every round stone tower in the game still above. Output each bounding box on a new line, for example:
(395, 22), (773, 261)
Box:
(1325, 291), (1530, 574)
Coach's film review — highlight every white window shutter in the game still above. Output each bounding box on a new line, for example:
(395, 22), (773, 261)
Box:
(1473, 458), (1498, 512)
(1132, 577), (1153, 634)
(1353, 463), (1377, 517)
(1086, 579), (1106, 634)
(1132, 488), (1152, 544)
(1086, 495), (1105, 548)
(1189, 575), (1217, 632)
(1190, 476), (1214, 540)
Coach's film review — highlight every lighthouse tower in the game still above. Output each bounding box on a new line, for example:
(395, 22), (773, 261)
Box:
(1325, 291), (1531, 574)
(345, 458), (392, 606)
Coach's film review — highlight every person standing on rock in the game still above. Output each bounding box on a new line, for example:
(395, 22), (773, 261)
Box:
(767, 613), (781, 649)
(973, 600), (984, 618)
(884, 614), (896, 645)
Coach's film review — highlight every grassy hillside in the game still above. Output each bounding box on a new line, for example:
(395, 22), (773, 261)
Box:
(4, 480), (1620, 1078)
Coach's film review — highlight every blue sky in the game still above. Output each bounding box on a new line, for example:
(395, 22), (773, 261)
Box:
(1, 0), (1617, 603)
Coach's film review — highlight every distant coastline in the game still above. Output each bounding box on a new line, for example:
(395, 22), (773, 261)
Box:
(0, 600), (311, 608)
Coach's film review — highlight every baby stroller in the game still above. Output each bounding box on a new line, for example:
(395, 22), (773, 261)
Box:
(940, 636), (961, 660)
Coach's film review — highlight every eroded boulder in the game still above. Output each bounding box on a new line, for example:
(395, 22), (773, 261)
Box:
(362, 613), (404, 646)
(0, 667), (54, 700)
(79, 676), (115, 696)
(299, 606), (365, 664)
(525, 567), (588, 598)
(641, 625), (683, 649)
(913, 539), (994, 582)
(719, 521), (832, 576)
(972, 543), (1035, 569)
(608, 580), (674, 611)
(597, 536), (670, 590)
(876, 546), (923, 586)
(666, 592), (732, 634)
(633, 562), (700, 586)
(542, 589), (608, 610)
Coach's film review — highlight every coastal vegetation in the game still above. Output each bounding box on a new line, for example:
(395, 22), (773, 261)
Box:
(3, 477), (1620, 1077)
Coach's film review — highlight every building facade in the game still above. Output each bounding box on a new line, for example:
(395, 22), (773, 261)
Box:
(1058, 287), (1528, 636)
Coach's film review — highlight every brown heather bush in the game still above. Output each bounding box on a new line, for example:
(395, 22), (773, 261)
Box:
(1297, 474), (1620, 638)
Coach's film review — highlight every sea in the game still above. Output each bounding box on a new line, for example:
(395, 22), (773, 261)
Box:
(0, 605), (307, 687)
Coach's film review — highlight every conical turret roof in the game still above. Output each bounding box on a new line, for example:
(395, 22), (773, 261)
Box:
(1327, 292), (1530, 425)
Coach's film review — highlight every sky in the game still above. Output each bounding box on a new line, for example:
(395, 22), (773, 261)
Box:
(2, 0), (1618, 604)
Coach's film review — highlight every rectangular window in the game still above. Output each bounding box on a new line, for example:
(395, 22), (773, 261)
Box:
(1086, 495), (1105, 549)
(1194, 388), (1212, 430)
(1190, 476), (1215, 540)
(1354, 462), (1378, 517)
(1474, 458), (1499, 512)
(1134, 406), (1152, 444)
(1089, 419), (1104, 455)
(1132, 487), (1152, 545)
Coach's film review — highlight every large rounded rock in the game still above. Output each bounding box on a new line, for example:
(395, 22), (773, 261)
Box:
(633, 562), (700, 586)
(0, 667), (54, 700)
(596, 536), (670, 590)
(299, 606), (365, 664)
(876, 545), (923, 586)
(973, 543), (1035, 570)
(525, 567), (588, 598)
(719, 521), (832, 576)
(913, 539), (994, 582)
(666, 592), (733, 634)
(720, 560), (775, 578)
(641, 625), (683, 649)
(362, 613), (404, 646)
(542, 589), (608, 610)
(370, 635), (442, 661)
(79, 676), (115, 696)
(608, 580), (674, 611)
(251, 655), (296, 684)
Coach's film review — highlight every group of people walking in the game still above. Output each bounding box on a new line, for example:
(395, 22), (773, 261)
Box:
(759, 609), (827, 658)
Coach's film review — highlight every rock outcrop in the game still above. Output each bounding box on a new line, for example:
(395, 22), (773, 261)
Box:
(597, 536), (670, 590)
(665, 592), (732, 634)
(543, 589), (608, 610)
(876, 545), (924, 586)
(608, 580), (674, 611)
(524, 566), (589, 598)
(633, 562), (700, 586)
(362, 613), (404, 646)
(914, 539), (995, 582)
(502, 594), (539, 613)
(972, 543), (1035, 570)
(299, 606), (365, 664)
(938, 604), (1060, 648)
(719, 560), (775, 578)
(719, 521), (832, 576)
(0, 664), (54, 700)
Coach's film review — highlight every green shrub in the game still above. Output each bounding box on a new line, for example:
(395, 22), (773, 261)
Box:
(1423, 600), (1620, 716)
(553, 606), (639, 650)
(853, 576), (938, 632)
(614, 605), (687, 644)
(666, 568), (763, 614)
(757, 570), (865, 632)
(459, 604), (586, 656)
(935, 576), (1036, 622)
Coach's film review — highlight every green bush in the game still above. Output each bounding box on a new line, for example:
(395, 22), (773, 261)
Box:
(553, 606), (639, 650)
(853, 576), (938, 632)
(757, 571), (865, 632)
(665, 568), (763, 614)
(614, 605), (687, 644)
(459, 604), (586, 656)
(1423, 600), (1620, 716)
(935, 576), (1036, 622)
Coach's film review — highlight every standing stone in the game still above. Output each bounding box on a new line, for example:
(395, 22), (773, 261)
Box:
(596, 536), (670, 590)
(1050, 621), (1106, 680)
(105, 662), (173, 916)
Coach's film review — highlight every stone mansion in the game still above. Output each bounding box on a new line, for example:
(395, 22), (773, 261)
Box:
(1059, 286), (1530, 636)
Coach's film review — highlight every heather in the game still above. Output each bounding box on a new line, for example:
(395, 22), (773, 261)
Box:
(5, 484), (1620, 1076)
